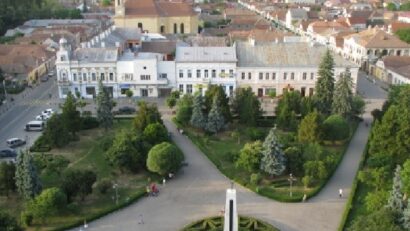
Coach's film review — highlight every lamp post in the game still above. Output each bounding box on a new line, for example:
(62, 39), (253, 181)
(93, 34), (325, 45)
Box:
(2, 80), (7, 103)
(288, 173), (297, 197)
(113, 183), (118, 205)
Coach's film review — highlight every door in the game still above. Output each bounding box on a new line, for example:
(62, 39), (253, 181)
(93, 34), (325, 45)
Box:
(257, 88), (263, 97)
(141, 89), (148, 97)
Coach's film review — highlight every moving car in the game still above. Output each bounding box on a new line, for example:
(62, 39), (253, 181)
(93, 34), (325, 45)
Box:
(6, 138), (26, 148)
(48, 71), (54, 77)
(36, 114), (50, 121)
(40, 76), (48, 82)
(41, 108), (55, 117)
(25, 121), (45, 131)
(0, 149), (17, 158)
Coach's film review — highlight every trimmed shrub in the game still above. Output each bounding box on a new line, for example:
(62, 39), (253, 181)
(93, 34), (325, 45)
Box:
(322, 115), (350, 141)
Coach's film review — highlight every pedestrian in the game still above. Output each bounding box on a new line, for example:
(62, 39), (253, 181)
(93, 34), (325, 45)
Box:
(302, 194), (307, 202)
(339, 188), (343, 198)
(138, 214), (144, 224)
(146, 186), (150, 196)
(162, 178), (166, 186)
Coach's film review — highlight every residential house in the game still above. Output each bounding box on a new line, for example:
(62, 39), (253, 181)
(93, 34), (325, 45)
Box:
(286, 8), (308, 30)
(372, 56), (410, 84)
(306, 20), (351, 44)
(223, 8), (256, 20)
(398, 12), (410, 23)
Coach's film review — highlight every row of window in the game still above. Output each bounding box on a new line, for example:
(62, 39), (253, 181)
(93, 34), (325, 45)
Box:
(72, 72), (115, 82)
(179, 84), (235, 96)
(178, 69), (235, 79)
(241, 72), (316, 81)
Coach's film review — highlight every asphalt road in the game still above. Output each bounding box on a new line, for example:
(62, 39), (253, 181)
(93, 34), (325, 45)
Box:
(0, 78), (58, 155)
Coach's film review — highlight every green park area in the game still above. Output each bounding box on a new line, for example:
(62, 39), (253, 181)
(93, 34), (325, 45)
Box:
(169, 50), (364, 202)
(0, 82), (184, 230)
(182, 216), (280, 231)
(341, 85), (410, 231)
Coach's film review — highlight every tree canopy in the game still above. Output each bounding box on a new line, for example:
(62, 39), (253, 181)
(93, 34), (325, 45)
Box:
(332, 68), (353, 117)
(96, 80), (114, 130)
(232, 87), (262, 126)
(315, 49), (335, 114)
(133, 101), (163, 131)
(146, 142), (184, 176)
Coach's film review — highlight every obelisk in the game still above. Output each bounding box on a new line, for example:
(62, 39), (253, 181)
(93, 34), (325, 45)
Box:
(223, 182), (238, 231)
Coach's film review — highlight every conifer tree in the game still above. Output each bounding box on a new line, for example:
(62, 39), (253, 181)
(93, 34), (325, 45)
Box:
(401, 198), (410, 229)
(96, 80), (114, 130)
(315, 49), (335, 114)
(298, 110), (321, 143)
(15, 151), (42, 200)
(206, 96), (225, 134)
(62, 91), (81, 136)
(190, 93), (207, 129)
(386, 165), (404, 216)
(332, 68), (353, 117)
(260, 127), (286, 176)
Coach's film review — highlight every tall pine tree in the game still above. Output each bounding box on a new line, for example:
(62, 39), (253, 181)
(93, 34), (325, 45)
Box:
(206, 96), (225, 134)
(386, 165), (404, 216)
(315, 49), (335, 114)
(332, 68), (353, 117)
(260, 127), (286, 176)
(15, 150), (42, 200)
(96, 80), (114, 130)
(61, 91), (81, 136)
(190, 93), (207, 129)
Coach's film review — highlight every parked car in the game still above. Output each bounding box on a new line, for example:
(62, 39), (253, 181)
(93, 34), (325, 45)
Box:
(118, 106), (136, 114)
(6, 138), (26, 148)
(40, 76), (48, 82)
(36, 114), (50, 121)
(48, 71), (55, 77)
(0, 148), (17, 158)
(41, 108), (55, 116)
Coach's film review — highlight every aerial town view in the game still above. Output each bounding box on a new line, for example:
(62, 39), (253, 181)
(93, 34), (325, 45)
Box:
(0, 0), (409, 230)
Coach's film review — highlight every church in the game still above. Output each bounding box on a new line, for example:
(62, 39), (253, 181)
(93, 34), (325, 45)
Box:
(114, 0), (199, 34)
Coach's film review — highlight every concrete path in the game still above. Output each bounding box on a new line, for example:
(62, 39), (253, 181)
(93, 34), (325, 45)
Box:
(73, 75), (386, 231)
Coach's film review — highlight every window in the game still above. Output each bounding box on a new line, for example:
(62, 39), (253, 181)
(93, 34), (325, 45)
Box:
(259, 73), (263, 80)
(92, 73), (96, 81)
(123, 73), (133, 81)
(303, 73), (307, 80)
(179, 84), (184, 93)
(60, 56), (65, 61)
(248, 72), (251, 80)
(301, 87), (306, 97)
(204, 70), (209, 78)
(309, 88), (314, 96)
(212, 69), (216, 78)
(101, 73), (105, 81)
(187, 70), (192, 78)
(109, 73), (114, 81)
(283, 73), (287, 80)
(196, 70), (201, 78)
(310, 73), (314, 80)
(241, 72), (245, 80)
(143, 66), (147, 70)
(160, 73), (167, 78)
(73, 73), (77, 81)
(179, 70), (183, 78)
(141, 75), (151, 80)
(229, 69), (234, 78)
(221, 69), (226, 77)
(265, 73), (269, 80)
(291, 72), (294, 80)
(180, 23), (184, 34)
(174, 23), (177, 34)
(272, 73), (276, 80)
(187, 84), (192, 94)
(83, 73), (87, 81)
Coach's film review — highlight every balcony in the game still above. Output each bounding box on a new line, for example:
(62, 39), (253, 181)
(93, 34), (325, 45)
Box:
(157, 78), (168, 85)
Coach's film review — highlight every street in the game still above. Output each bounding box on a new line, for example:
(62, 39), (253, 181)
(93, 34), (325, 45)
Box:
(0, 78), (58, 154)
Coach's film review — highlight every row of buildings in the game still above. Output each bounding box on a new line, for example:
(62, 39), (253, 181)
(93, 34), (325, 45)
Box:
(56, 26), (357, 99)
(238, 0), (410, 85)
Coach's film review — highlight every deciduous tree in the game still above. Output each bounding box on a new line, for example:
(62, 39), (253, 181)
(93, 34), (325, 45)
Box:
(143, 122), (169, 145)
(298, 110), (321, 143)
(231, 87), (262, 126)
(235, 141), (262, 172)
(0, 162), (16, 197)
(133, 101), (163, 131)
(28, 187), (66, 223)
(386, 165), (404, 217)
(146, 142), (184, 176)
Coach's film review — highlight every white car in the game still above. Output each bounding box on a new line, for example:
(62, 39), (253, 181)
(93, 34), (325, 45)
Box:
(41, 108), (55, 117)
(36, 114), (50, 121)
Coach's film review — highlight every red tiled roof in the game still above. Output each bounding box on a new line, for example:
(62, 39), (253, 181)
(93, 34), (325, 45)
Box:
(123, 0), (195, 17)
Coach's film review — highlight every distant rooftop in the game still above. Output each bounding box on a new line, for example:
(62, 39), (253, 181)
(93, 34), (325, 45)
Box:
(176, 46), (237, 63)
(73, 48), (118, 63)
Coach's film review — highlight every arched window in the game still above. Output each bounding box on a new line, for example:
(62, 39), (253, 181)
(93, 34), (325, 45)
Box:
(180, 23), (184, 34)
(138, 23), (143, 31)
(173, 23), (177, 34)
(160, 25), (165, 33)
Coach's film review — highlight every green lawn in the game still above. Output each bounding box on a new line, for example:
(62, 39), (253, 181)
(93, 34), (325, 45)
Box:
(0, 119), (150, 230)
(177, 119), (358, 202)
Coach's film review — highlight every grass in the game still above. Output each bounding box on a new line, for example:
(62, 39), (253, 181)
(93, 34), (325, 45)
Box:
(0, 119), (151, 230)
(175, 118), (359, 202)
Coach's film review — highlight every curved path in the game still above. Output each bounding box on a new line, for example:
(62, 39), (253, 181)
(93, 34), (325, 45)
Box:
(75, 74), (386, 231)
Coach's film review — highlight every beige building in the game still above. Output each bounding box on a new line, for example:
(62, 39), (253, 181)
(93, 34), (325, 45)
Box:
(114, 0), (198, 34)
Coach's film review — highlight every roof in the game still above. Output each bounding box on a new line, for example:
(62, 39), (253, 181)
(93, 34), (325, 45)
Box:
(185, 36), (228, 46)
(248, 29), (292, 42)
(94, 28), (142, 48)
(122, 0), (195, 17)
(141, 41), (176, 54)
(224, 8), (255, 17)
(23, 19), (100, 27)
(73, 48), (118, 63)
(236, 41), (354, 67)
(390, 21), (410, 33)
(308, 20), (350, 33)
(288, 9), (308, 19)
(344, 28), (410, 48)
(175, 46), (237, 63)
(382, 56), (410, 79)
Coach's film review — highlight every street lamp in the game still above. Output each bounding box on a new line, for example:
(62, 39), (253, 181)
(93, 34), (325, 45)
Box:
(113, 183), (118, 205)
(2, 80), (7, 103)
(288, 173), (297, 197)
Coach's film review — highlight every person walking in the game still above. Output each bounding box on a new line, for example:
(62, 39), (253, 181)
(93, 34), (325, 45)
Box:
(339, 188), (343, 198)
(162, 178), (166, 186)
(302, 194), (307, 202)
(138, 214), (144, 224)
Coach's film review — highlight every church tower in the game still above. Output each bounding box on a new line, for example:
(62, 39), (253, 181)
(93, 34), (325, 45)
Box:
(115, 0), (125, 17)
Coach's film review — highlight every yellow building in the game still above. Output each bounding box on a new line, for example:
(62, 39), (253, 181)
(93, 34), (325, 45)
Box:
(114, 0), (198, 34)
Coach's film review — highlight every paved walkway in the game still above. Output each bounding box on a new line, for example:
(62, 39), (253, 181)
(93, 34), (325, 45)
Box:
(73, 75), (386, 231)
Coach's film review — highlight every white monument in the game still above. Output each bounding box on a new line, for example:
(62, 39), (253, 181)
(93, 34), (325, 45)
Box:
(223, 182), (238, 231)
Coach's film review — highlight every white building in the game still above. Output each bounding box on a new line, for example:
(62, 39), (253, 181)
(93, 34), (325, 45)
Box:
(175, 46), (237, 96)
(285, 9), (308, 30)
(235, 40), (358, 97)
